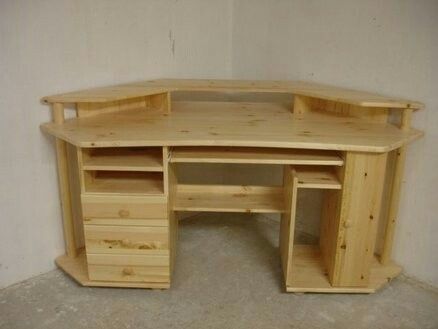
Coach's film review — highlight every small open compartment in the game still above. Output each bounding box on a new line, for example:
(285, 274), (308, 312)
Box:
(280, 165), (344, 292)
(83, 171), (164, 195)
(82, 147), (163, 172)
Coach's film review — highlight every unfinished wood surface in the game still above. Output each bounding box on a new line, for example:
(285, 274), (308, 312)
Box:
(167, 161), (178, 274)
(174, 184), (285, 213)
(328, 152), (388, 287)
(380, 108), (412, 263)
(55, 251), (170, 289)
(88, 264), (169, 283)
(319, 165), (345, 286)
(162, 147), (170, 196)
(294, 95), (389, 123)
(380, 146), (407, 264)
(84, 218), (168, 227)
(84, 171), (164, 195)
(42, 79), (423, 109)
(279, 167), (299, 285)
(146, 92), (171, 113)
(41, 102), (423, 152)
(285, 245), (401, 293)
(53, 103), (77, 257)
(81, 194), (167, 219)
(87, 253), (169, 267)
(82, 147), (163, 172)
(66, 144), (85, 250)
(84, 225), (169, 254)
(295, 167), (342, 189)
(170, 146), (344, 165)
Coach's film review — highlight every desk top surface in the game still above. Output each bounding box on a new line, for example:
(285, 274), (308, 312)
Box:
(42, 79), (424, 110)
(41, 101), (422, 152)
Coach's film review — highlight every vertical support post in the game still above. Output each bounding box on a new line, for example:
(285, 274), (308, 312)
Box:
(279, 166), (298, 286)
(380, 109), (412, 264)
(167, 153), (178, 275)
(293, 95), (311, 114)
(328, 152), (387, 287)
(147, 92), (171, 113)
(52, 103), (77, 257)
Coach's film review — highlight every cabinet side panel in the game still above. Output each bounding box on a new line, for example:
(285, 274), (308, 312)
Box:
(330, 152), (387, 286)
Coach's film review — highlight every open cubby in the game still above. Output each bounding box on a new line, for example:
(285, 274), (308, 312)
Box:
(84, 171), (164, 195)
(174, 184), (284, 213)
(82, 147), (163, 172)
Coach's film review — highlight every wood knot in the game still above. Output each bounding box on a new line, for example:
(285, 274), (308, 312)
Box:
(118, 209), (130, 218)
(122, 268), (134, 276)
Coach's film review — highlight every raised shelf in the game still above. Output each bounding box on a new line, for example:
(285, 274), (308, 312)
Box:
(56, 250), (170, 289)
(42, 79), (424, 109)
(170, 146), (344, 166)
(174, 184), (285, 213)
(296, 167), (341, 189)
(85, 171), (164, 195)
(83, 147), (163, 172)
(286, 245), (401, 293)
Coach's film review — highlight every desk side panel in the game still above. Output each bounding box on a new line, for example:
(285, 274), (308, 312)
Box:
(325, 152), (388, 287)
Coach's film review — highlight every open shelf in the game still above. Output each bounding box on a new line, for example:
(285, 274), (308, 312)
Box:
(85, 171), (164, 195)
(83, 147), (163, 172)
(286, 245), (401, 293)
(295, 167), (341, 189)
(170, 146), (344, 166)
(174, 184), (285, 213)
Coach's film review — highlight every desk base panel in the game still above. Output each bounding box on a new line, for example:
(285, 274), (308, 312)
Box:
(55, 251), (170, 289)
(285, 245), (402, 293)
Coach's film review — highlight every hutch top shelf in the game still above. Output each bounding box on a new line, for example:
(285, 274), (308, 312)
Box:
(42, 79), (423, 109)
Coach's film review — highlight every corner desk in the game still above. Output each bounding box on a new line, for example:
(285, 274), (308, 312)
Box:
(41, 79), (423, 293)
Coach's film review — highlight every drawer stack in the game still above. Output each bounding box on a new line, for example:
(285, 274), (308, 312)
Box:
(78, 147), (171, 287)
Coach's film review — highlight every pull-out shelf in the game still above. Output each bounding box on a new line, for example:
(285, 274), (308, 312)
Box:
(170, 146), (344, 166)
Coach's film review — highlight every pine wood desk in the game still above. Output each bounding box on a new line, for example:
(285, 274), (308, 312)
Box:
(41, 79), (423, 293)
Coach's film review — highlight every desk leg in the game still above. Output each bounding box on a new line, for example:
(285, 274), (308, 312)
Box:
(52, 103), (77, 257)
(167, 153), (178, 276)
(55, 139), (77, 257)
(380, 146), (407, 264)
(324, 151), (387, 287)
(279, 166), (298, 286)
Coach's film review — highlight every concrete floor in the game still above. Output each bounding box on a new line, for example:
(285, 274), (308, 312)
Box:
(1, 213), (437, 329)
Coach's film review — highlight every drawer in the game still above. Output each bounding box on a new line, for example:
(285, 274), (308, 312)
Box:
(81, 194), (167, 219)
(88, 264), (169, 283)
(84, 218), (168, 226)
(87, 253), (169, 267)
(84, 225), (169, 254)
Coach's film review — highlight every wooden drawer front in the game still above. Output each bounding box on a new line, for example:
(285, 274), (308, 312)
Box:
(84, 225), (169, 254)
(84, 218), (168, 226)
(81, 194), (167, 220)
(87, 253), (169, 267)
(88, 264), (169, 283)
